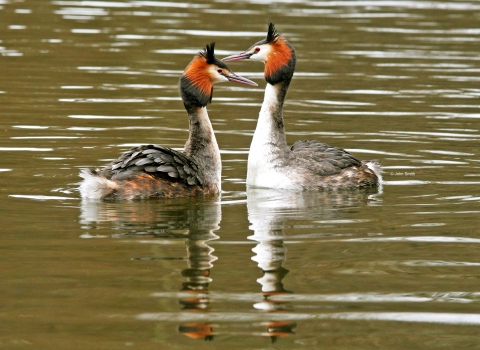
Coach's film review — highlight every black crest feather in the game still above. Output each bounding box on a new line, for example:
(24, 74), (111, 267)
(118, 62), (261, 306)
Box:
(266, 23), (280, 43)
(200, 42), (216, 64)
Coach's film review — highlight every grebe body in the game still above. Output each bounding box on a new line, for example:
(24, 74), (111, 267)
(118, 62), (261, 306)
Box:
(80, 43), (257, 200)
(223, 23), (381, 190)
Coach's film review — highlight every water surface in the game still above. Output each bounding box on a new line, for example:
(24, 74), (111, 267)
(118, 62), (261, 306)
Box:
(1, 1), (480, 348)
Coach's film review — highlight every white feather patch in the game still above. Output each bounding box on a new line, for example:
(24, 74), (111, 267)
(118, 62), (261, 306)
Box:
(79, 169), (118, 199)
(366, 161), (383, 184)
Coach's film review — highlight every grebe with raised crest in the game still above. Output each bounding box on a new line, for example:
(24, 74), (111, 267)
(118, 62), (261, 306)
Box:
(223, 23), (381, 190)
(79, 43), (257, 200)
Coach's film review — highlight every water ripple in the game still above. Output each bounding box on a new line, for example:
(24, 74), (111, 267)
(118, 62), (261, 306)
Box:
(136, 311), (480, 326)
(0, 147), (53, 151)
(344, 236), (480, 243)
(165, 29), (265, 37)
(149, 291), (480, 304)
(52, 1), (207, 8)
(116, 34), (178, 41)
(68, 115), (155, 119)
(60, 98), (146, 103)
(403, 260), (480, 267)
(341, 50), (480, 61)
(55, 7), (109, 16)
(9, 194), (74, 201)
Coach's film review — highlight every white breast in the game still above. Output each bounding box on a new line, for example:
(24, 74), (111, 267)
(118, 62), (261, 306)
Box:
(246, 84), (300, 190)
(246, 162), (294, 189)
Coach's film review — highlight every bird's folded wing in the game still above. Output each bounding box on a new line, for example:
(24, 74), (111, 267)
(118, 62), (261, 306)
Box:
(289, 140), (362, 176)
(105, 144), (203, 186)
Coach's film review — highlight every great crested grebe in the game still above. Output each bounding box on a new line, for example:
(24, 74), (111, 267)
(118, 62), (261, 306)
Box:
(223, 23), (381, 190)
(79, 43), (257, 200)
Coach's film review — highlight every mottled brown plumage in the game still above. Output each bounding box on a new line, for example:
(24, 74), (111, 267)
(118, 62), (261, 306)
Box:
(84, 144), (209, 199)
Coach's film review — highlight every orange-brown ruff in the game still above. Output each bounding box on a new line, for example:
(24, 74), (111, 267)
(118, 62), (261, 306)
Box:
(223, 23), (381, 190)
(264, 37), (292, 82)
(79, 43), (257, 200)
(183, 57), (213, 101)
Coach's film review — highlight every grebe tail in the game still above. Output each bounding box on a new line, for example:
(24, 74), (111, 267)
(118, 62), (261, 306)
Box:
(80, 42), (257, 200)
(223, 23), (381, 190)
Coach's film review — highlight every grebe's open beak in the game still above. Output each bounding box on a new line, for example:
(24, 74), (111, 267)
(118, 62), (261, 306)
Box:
(222, 51), (253, 62)
(224, 72), (257, 86)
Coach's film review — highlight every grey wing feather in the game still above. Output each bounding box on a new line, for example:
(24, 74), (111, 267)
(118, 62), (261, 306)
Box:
(100, 144), (204, 186)
(290, 140), (362, 176)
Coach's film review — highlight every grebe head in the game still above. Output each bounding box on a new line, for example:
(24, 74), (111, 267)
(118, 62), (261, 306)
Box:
(222, 23), (296, 85)
(180, 42), (257, 109)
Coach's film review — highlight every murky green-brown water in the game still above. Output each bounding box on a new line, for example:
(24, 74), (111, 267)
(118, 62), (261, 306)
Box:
(1, 1), (480, 348)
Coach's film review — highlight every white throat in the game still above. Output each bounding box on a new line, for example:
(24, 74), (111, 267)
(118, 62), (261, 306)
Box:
(253, 83), (280, 142)
(247, 83), (291, 189)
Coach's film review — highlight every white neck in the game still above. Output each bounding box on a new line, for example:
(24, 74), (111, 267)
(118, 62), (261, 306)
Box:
(247, 83), (289, 188)
(250, 83), (288, 151)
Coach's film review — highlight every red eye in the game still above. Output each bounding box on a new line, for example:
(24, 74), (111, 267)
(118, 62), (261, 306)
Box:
(254, 47), (261, 53)
(217, 69), (223, 74)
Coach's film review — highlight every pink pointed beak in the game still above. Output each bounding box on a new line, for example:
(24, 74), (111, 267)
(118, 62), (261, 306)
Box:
(222, 51), (253, 62)
(224, 72), (257, 86)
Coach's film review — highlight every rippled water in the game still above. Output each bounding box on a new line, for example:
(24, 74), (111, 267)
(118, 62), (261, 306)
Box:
(1, 0), (480, 348)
